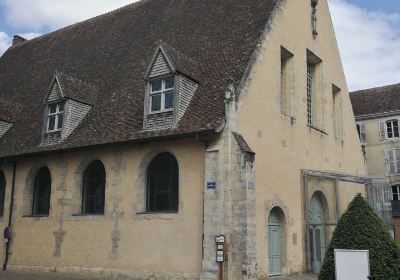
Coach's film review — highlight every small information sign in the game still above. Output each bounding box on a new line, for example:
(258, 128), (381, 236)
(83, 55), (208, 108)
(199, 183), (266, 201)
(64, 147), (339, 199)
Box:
(215, 235), (225, 243)
(3, 227), (11, 243)
(248, 181), (255, 190)
(216, 250), (224, 262)
(207, 182), (216, 190)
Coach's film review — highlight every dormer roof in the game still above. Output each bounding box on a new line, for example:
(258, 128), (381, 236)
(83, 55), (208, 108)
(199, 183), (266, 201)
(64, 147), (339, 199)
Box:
(350, 83), (400, 117)
(145, 41), (201, 82)
(44, 71), (97, 105)
(0, 0), (280, 158)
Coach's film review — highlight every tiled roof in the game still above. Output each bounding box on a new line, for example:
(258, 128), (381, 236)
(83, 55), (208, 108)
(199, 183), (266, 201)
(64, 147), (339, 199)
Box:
(0, 0), (279, 158)
(55, 72), (98, 105)
(350, 83), (400, 116)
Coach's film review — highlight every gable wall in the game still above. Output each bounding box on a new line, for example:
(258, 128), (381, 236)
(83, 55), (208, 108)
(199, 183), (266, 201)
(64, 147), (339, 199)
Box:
(235, 0), (367, 276)
(47, 81), (63, 102)
(149, 51), (172, 78)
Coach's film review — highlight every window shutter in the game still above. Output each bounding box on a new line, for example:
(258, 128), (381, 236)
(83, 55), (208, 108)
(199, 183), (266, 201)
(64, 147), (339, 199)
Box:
(379, 121), (386, 140)
(360, 123), (367, 142)
(396, 150), (400, 174)
(384, 185), (392, 203)
(388, 150), (396, 174)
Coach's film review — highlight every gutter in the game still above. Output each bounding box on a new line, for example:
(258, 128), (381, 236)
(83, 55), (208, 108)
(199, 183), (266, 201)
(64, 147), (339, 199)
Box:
(0, 127), (220, 162)
(3, 160), (16, 271)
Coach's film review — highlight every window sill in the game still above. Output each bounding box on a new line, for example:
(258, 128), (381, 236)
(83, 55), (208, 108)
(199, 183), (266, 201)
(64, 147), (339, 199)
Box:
(280, 114), (296, 124)
(383, 138), (400, 142)
(22, 214), (49, 218)
(65, 213), (104, 221)
(135, 211), (178, 220)
(148, 109), (174, 115)
(71, 213), (104, 217)
(307, 124), (328, 135)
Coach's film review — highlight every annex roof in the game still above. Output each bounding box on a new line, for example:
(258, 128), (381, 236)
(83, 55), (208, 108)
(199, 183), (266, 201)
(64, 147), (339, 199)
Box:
(350, 83), (400, 117)
(0, 0), (279, 158)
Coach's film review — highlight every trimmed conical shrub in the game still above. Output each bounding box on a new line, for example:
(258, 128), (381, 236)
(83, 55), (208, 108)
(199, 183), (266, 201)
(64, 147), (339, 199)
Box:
(319, 194), (400, 280)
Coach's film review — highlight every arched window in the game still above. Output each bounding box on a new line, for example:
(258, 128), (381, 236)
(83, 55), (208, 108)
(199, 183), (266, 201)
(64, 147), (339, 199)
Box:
(0, 171), (5, 217)
(147, 153), (179, 212)
(82, 160), (106, 214)
(32, 167), (51, 215)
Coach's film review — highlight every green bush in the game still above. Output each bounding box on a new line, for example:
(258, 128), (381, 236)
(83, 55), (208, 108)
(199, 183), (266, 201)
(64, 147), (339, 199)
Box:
(319, 194), (400, 280)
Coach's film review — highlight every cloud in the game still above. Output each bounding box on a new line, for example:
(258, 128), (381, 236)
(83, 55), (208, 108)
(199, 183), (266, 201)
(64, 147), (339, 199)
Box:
(1, 0), (399, 92)
(0, 0), (137, 31)
(329, 0), (400, 91)
(0, 32), (11, 55)
(0, 32), (41, 54)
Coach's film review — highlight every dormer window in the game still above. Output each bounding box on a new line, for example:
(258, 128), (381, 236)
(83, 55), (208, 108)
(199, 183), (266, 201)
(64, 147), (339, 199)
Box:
(144, 42), (199, 130)
(42, 72), (93, 145)
(150, 78), (175, 113)
(46, 102), (65, 132)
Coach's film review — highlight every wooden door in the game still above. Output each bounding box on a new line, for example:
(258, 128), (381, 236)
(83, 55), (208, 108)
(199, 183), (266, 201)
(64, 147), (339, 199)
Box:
(309, 196), (326, 273)
(268, 212), (282, 276)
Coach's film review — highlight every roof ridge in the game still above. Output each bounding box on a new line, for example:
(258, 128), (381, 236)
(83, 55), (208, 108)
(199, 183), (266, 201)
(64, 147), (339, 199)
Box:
(7, 0), (149, 52)
(350, 83), (400, 94)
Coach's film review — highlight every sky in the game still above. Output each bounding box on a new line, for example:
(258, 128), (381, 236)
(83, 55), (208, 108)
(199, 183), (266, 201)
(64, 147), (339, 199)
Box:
(0, 0), (399, 91)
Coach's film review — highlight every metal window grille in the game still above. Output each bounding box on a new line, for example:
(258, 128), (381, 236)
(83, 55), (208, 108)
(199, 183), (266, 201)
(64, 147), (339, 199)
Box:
(307, 63), (313, 125)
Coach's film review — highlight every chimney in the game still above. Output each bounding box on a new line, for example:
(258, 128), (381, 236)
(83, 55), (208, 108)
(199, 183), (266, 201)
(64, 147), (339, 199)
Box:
(12, 35), (27, 47)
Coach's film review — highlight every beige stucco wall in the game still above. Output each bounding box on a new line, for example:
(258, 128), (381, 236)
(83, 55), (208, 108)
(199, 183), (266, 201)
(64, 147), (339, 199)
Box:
(359, 116), (400, 182)
(0, 139), (205, 276)
(235, 0), (367, 277)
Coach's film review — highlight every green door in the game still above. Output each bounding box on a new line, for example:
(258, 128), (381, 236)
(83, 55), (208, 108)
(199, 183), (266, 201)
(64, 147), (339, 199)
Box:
(309, 195), (326, 273)
(268, 211), (282, 276)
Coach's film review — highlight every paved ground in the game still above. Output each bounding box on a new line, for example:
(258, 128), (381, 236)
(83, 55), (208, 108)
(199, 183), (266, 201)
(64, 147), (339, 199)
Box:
(0, 271), (318, 280)
(0, 271), (108, 280)
(275, 274), (317, 280)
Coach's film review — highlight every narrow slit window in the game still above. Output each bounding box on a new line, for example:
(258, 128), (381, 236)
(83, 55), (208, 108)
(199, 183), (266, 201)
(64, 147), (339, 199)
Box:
(306, 63), (313, 126)
(306, 50), (323, 129)
(280, 47), (294, 117)
(332, 85), (343, 140)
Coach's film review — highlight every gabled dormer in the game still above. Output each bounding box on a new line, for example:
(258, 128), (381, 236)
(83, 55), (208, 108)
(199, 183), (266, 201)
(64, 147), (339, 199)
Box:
(143, 41), (199, 130)
(42, 72), (94, 145)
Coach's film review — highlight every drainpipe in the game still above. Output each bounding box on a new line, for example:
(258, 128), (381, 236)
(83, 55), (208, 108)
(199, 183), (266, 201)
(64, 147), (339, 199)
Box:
(3, 160), (17, 271)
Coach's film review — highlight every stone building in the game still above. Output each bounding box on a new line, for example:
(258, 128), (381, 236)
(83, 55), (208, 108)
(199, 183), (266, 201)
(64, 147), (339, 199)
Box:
(350, 83), (400, 241)
(0, 0), (368, 279)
